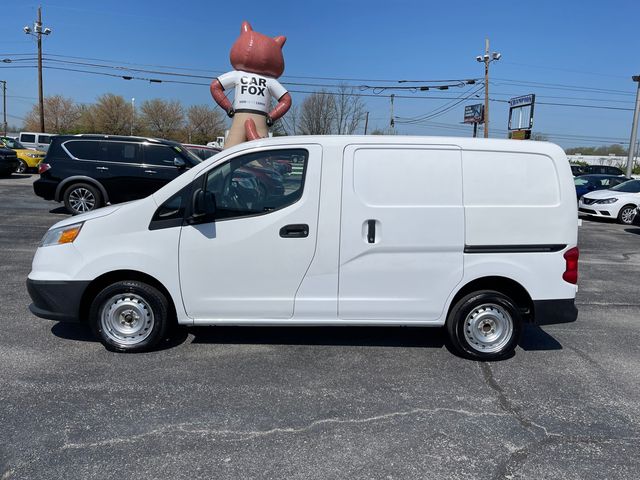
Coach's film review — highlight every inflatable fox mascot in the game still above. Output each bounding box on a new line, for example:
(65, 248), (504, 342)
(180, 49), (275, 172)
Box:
(210, 21), (292, 149)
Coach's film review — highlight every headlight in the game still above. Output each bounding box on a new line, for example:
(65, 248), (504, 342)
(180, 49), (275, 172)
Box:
(26, 153), (41, 158)
(596, 198), (618, 204)
(41, 223), (83, 247)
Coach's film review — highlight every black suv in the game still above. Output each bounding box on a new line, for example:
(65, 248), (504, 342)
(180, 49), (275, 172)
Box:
(34, 135), (201, 214)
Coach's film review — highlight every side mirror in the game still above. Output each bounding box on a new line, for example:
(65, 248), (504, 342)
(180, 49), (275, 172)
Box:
(188, 188), (216, 224)
(174, 157), (186, 169)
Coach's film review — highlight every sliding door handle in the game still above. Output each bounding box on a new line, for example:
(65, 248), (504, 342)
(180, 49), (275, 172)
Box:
(280, 224), (309, 238)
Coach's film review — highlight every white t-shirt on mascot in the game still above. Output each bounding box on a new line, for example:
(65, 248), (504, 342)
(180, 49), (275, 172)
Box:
(217, 70), (288, 114)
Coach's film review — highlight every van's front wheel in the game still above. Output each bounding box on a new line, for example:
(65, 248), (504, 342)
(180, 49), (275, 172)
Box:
(90, 280), (170, 352)
(446, 290), (522, 360)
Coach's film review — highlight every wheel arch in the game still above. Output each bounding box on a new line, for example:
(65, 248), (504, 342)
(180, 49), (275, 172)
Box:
(447, 276), (534, 323)
(79, 270), (176, 324)
(55, 176), (110, 203)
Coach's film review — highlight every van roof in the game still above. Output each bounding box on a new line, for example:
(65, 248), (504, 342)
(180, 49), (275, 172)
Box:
(223, 135), (566, 157)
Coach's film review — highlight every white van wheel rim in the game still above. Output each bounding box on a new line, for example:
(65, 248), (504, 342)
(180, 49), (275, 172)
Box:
(100, 294), (154, 346)
(69, 188), (96, 212)
(464, 303), (513, 353)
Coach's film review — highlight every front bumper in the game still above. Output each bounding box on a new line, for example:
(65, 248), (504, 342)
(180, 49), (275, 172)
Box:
(533, 299), (578, 325)
(27, 278), (90, 322)
(0, 159), (19, 174)
(578, 201), (618, 219)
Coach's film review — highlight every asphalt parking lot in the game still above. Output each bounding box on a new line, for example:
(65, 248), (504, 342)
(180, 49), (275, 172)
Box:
(1, 174), (639, 480)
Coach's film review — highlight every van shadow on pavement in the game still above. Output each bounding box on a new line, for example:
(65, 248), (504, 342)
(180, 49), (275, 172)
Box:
(51, 322), (562, 353)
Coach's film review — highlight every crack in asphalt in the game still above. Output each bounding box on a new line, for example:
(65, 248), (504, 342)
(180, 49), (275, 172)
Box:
(61, 407), (510, 450)
(480, 362), (640, 480)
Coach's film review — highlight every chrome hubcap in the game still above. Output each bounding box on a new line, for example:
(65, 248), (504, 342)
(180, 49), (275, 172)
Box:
(464, 303), (513, 353)
(100, 293), (154, 346)
(69, 188), (96, 212)
(16, 161), (27, 173)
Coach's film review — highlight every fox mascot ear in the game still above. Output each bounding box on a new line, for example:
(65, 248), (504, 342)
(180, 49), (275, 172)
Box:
(241, 21), (252, 33)
(273, 36), (286, 48)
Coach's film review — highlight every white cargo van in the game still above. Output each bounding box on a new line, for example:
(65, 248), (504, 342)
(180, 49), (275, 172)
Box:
(19, 132), (55, 152)
(27, 136), (579, 359)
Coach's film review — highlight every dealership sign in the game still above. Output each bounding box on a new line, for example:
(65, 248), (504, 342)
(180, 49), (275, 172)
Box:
(508, 94), (535, 108)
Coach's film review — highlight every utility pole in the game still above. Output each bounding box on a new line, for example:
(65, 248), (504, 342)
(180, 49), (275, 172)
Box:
(364, 111), (369, 135)
(1, 81), (6, 136)
(626, 75), (640, 178)
(476, 39), (501, 138)
(389, 94), (395, 134)
(24, 6), (52, 133)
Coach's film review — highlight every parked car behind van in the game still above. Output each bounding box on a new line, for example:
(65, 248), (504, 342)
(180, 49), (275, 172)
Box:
(19, 132), (55, 152)
(0, 136), (46, 173)
(578, 179), (640, 224)
(33, 134), (203, 214)
(27, 136), (579, 360)
(582, 165), (625, 176)
(574, 174), (630, 200)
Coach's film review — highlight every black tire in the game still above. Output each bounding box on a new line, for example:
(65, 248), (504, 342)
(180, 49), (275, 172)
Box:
(617, 204), (636, 225)
(63, 182), (102, 215)
(89, 280), (171, 353)
(446, 290), (522, 360)
(15, 160), (28, 174)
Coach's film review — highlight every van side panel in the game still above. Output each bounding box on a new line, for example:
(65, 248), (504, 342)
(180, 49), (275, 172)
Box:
(338, 145), (464, 321)
(463, 150), (576, 246)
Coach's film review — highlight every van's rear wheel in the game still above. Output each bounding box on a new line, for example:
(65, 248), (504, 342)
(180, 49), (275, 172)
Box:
(446, 290), (522, 360)
(90, 280), (170, 353)
(64, 183), (102, 215)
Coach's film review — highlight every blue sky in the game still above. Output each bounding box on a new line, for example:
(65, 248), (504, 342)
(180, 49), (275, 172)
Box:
(1, 0), (638, 148)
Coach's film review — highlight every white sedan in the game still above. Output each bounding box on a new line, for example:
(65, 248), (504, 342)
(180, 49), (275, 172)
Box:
(578, 179), (640, 225)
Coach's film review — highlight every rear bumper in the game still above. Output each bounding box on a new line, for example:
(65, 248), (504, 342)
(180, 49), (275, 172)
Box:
(27, 278), (90, 323)
(33, 177), (58, 201)
(533, 298), (578, 325)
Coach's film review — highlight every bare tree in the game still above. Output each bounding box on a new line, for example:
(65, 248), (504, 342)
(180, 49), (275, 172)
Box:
(185, 105), (226, 144)
(278, 104), (300, 136)
(333, 84), (365, 134)
(23, 95), (81, 133)
(298, 90), (336, 135)
(91, 94), (133, 135)
(139, 99), (184, 140)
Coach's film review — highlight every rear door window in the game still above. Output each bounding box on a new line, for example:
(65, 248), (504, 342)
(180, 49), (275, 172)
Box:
(64, 140), (103, 161)
(102, 142), (141, 164)
(38, 135), (51, 145)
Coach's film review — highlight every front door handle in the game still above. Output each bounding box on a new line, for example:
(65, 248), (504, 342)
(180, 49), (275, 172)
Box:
(279, 224), (309, 238)
(144, 170), (157, 174)
(95, 166), (109, 171)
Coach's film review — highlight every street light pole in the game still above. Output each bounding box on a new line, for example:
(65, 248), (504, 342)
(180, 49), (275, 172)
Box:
(24, 6), (52, 133)
(626, 75), (640, 178)
(476, 39), (501, 138)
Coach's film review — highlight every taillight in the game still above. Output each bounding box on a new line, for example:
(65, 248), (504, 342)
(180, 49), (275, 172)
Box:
(563, 247), (579, 284)
(38, 163), (51, 174)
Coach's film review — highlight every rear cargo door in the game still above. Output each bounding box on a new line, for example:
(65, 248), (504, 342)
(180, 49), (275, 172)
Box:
(338, 145), (464, 321)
